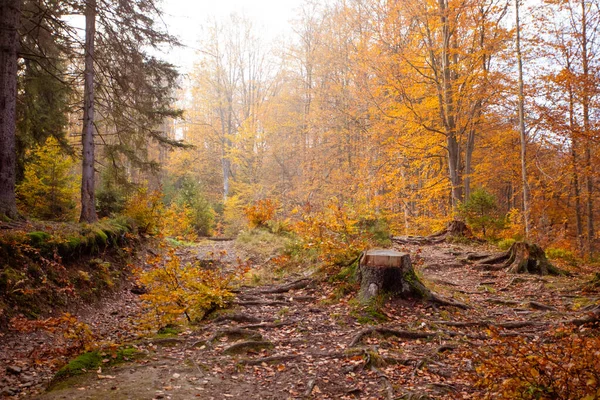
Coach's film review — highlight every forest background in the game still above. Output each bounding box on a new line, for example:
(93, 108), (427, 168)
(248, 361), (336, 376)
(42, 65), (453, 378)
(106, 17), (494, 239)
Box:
(2, 0), (600, 260)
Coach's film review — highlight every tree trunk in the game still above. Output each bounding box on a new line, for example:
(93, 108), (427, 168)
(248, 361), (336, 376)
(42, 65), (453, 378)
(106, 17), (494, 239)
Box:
(515, 0), (531, 239)
(581, 0), (594, 258)
(0, 0), (21, 220)
(79, 0), (98, 223)
(568, 76), (584, 253)
(358, 250), (431, 303)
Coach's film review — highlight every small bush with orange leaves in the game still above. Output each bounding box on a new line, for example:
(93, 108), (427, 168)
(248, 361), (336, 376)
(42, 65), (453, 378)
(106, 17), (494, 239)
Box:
(137, 247), (246, 329)
(244, 198), (277, 229)
(471, 326), (600, 399)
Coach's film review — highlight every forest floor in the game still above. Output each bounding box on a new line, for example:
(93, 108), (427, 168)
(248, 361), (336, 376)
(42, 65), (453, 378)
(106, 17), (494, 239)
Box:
(1, 237), (598, 399)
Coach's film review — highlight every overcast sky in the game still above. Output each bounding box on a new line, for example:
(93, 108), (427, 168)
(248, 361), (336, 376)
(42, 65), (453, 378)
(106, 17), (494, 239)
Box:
(160, 0), (304, 74)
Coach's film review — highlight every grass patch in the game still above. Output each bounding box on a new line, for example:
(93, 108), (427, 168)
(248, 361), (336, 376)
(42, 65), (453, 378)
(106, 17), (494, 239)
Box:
(235, 228), (294, 262)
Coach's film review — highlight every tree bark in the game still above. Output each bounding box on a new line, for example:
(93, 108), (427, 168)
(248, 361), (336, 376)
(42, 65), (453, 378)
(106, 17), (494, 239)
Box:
(476, 242), (564, 276)
(567, 73), (584, 253)
(79, 0), (98, 223)
(358, 250), (431, 303)
(0, 0), (21, 220)
(505, 242), (562, 275)
(515, 0), (531, 239)
(580, 0), (594, 257)
(438, 0), (463, 210)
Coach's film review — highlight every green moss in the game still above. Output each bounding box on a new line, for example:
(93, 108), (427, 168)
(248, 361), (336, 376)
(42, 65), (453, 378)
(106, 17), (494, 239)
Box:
(157, 325), (181, 336)
(27, 231), (51, 246)
(55, 351), (103, 379)
(54, 347), (143, 380)
(350, 294), (390, 324)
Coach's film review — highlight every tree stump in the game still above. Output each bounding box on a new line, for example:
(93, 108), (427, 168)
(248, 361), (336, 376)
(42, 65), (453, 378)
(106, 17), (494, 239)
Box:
(445, 220), (472, 237)
(358, 250), (431, 303)
(505, 242), (563, 275)
(476, 242), (565, 275)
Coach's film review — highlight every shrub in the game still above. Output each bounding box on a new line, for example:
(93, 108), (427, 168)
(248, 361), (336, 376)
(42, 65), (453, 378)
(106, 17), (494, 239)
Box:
(546, 247), (579, 266)
(471, 327), (600, 399)
(16, 137), (78, 221)
(138, 248), (245, 329)
(244, 198), (277, 229)
(292, 199), (386, 272)
(459, 187), (503, 237)
(123, 187), (164, 235)
(173, 177), (214, 236)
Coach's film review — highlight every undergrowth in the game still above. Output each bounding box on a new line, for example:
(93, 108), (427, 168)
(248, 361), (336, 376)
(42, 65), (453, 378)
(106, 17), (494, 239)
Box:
(137, 246), (248, 330)
(470, 326), (600, 399)
(0, 218), (137, 326)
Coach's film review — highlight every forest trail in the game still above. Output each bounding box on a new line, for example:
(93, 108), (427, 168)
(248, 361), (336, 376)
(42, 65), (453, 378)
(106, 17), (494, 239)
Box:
(2, 239), (596, 400)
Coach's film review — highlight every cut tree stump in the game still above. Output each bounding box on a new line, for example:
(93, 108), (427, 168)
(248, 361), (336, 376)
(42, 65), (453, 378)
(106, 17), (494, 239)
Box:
(357, 250), (468, 308)
(476, 242), (565, 276)
(358, 250), (430, 302)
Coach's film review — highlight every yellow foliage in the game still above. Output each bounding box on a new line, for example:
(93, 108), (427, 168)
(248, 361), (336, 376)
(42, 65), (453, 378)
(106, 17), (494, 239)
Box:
(293, 198), (388, 271)
(162, 203), (197, 241)
(123, 188), (164, 235)
(138, 248), (244, 329)
(10, 313), (96, 354)
(17, 137), (79, 221)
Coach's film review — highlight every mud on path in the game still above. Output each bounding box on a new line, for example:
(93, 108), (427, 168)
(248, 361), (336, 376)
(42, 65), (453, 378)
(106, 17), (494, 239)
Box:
(3, 238), (598, 399)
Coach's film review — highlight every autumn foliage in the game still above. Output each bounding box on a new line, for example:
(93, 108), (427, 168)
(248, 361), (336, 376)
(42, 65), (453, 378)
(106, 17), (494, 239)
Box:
(292, 199), (390, 271)
(471, 327), (600, 399)
(137, 247), (245, 329)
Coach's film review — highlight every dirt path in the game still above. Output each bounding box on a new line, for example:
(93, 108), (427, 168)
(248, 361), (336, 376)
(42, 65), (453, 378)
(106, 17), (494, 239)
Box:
(2, 239), (598, 399)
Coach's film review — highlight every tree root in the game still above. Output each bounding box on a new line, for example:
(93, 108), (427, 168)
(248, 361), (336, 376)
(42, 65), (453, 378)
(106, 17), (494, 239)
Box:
(304, 376), (317, 397)
(349, 327), (436, 348)
(431, 319), (547, 329)
(528, 301), (557, 311)
(237, 354), (300, 366)
(430, 293), (469, 309)
(238, 321), (292, 330)
(475, 242), (568, 276)
(234, 300), (289, 306)
(371, 365), (395, 400)
(223, 340), (274, 355)
(260, 278), (313, 294)
(213, 313), (265, 324)
(204, 328), (263, 348)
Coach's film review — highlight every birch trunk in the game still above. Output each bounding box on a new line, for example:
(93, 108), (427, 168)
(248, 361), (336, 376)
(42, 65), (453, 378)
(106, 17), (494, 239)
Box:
(515, 0), (531, 238)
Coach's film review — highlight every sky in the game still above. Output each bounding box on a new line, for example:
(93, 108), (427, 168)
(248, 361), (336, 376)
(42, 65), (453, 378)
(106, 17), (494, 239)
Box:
(159, 0), (305, 74)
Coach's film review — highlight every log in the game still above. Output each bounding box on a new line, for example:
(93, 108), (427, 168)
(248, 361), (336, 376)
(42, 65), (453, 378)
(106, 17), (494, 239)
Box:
(358, 250), (431, 302)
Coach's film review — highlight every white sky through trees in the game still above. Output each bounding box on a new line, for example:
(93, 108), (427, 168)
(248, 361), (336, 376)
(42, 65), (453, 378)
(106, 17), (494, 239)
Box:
(161, 0), (303, 74)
